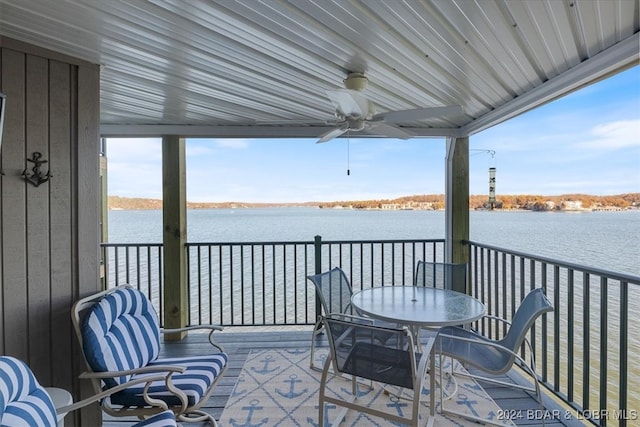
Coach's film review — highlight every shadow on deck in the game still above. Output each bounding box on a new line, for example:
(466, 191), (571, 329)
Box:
(102, 327), (586, 427)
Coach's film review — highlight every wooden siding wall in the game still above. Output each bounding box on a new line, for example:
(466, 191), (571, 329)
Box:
(0, 38), (101, 425)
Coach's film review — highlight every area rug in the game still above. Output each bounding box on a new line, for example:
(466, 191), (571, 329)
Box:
(219, 348), (514, 426)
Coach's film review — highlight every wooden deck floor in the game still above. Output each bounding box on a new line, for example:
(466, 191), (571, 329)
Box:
(103, 327), (586, 427)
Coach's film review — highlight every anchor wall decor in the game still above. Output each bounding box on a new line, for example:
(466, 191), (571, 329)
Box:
(22, 151), (51, 187)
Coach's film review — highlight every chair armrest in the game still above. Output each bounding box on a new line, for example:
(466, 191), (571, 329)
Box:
(161, 325), (223, 333)
(57, 374), (171, 415)
(160, 324), (225, 352)
(78, 364), (186, 379)
(436, 331), (538, 378)
(327, 313), (375, 324)
(78, 364), (190, 411)
(464, 315), (536, 370)
(325, 314), (377, 347)
(481, 314), (512, 325)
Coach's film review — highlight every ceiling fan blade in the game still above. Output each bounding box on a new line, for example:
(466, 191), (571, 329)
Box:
(316, 124), (349, 143)
(326, 89), (370, 118)
(373, 105), (462, 123)
(366, 122), (414, 139)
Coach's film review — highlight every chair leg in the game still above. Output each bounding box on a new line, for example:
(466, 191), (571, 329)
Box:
(438, 357), (545, 427)
(318, 360), (327, 427)
(310, 318), (324, 372)
(318, 354), (351, 427)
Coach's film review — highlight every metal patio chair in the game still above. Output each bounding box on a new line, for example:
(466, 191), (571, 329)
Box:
(307, 267), (398, 371)
(436, 288), (554, 426)
(319, 313), (436, 427)
(414, 260), (467, 291)
(71, 284), (228, 426)
(307, 267), (358, 371)
(0, 355), (177, 426)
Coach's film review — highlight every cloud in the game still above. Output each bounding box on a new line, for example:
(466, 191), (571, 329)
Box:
(578, 120), (640, 150)
(106, 138), (162, 163)
(214, 139), (250, 149)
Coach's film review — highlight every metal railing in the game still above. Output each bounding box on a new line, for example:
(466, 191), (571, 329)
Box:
(100, 237), (638, 426)
(101, 237), (445, 326)
(467, 241), (639, 427)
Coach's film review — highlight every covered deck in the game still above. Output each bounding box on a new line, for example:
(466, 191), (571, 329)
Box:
(0, 1), (637, 426)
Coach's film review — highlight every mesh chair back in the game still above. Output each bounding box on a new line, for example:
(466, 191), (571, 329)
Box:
(500, 288), (553, 352)
(324, 314), (415, 389)
(414, 261), (467, 290)
(81, 287), (161, 388)
(0, 356), (57, 427)
(307, 267), (354, 315)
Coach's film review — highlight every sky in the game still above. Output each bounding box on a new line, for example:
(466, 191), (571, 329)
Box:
(107, 66), (639, 203)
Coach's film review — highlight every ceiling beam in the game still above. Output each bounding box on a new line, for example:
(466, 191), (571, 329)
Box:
(99, 124), (462, 139)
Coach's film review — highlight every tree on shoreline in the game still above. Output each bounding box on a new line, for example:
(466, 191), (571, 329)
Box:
(108, 193), (640, 211)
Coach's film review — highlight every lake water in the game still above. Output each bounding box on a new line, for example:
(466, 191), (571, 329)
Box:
(107, 207), (640, 412)
(108, 208), (640, 276)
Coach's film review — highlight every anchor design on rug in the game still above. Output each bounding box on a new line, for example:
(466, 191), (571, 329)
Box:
(250, 354), (279, 374)
(486, 410), (499, 421)
(229, 399), (269, 427)
(317, 353), (327, 367)
(456, 393), (479, 417)
(308, 403), (337, 427)
(285, 348), (307, 355)
(387, 394), (410, 423)
(231, 374), (247, 397)
(340, 383), (371, 398)
(420, 384), (431, 396)
(275, 374), (307, 398)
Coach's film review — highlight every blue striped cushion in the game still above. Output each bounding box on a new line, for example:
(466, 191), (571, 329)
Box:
(81, 287), (161, 388)
(134, 409), (177, 427)
(0, 356), (58, 427)
(109, 353), (228, 407)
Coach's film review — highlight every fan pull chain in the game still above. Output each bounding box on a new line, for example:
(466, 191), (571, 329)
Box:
(347, 130), (350, 176)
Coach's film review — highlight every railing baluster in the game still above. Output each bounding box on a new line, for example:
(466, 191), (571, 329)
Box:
(271, 243), (276, 325)
(358, 243), (364, 289)
(197, 245), (202, 324)
(261, 244), (266, 324)
(553, 264), (561, 393)
(567, 268), (574, 403)
(583, 270), (590, 411)
(620, 280), (628, 427)
(600, 276), (608, 426)
(541, 262), (548, 383)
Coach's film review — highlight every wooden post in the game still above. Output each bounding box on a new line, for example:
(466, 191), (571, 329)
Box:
(162, 135), (187, 340)
(445, 136), (469, 294)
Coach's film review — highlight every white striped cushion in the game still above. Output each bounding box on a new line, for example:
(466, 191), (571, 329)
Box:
(109, 353), (228, 407)
(81, 287), (161, 387)
(0, 356), (58, 427)
(134, 410), (177, 427)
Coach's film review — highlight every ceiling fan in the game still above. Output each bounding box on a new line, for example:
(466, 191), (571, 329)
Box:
(317, 72), (462, 143)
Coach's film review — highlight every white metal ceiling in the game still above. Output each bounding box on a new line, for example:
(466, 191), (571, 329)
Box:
(0, 0), (638, 138)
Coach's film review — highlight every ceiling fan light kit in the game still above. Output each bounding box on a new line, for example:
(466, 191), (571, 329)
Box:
(343, 72), (368, 91)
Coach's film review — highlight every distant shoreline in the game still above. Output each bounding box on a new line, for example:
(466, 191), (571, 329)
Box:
(108, 193), (639, 212)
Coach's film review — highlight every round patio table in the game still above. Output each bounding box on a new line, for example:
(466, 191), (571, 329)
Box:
(350, 286), (485, 328)
(351, 286), (485, 423)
